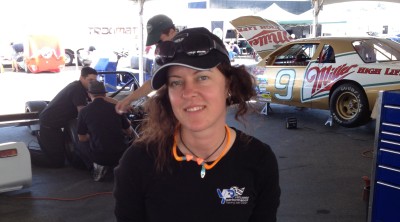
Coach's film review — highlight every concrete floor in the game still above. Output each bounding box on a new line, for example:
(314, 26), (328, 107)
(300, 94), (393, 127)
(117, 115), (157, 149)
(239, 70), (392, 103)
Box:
(0, 103), (376, 222)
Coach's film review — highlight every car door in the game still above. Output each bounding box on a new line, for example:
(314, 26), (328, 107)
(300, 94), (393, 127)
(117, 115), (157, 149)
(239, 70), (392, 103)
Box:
(260, 42), (319, 108)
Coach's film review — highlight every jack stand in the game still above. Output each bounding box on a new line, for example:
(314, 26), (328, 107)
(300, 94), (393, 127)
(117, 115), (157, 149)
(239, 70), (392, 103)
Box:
(325, 115), (333, 126)
(260, 103), (272, 115)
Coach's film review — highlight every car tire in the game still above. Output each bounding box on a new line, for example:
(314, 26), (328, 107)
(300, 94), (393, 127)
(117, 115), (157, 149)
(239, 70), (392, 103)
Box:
(25, 101), (48, 135)
(330, 83), (370, 128)
(64, 50), (74, 66)
(64, 119), (79, 163)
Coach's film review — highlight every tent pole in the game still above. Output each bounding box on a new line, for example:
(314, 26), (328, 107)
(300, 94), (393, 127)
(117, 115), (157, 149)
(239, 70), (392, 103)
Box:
(312, 0), (323, 37)
(138, 0), (144, 86)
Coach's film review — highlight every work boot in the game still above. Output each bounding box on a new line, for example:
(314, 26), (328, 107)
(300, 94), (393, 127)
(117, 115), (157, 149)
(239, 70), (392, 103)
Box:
(92, 163), (108, 182)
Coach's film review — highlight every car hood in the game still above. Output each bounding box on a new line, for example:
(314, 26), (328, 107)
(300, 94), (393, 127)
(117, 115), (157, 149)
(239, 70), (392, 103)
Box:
(230, 16), (292, 60)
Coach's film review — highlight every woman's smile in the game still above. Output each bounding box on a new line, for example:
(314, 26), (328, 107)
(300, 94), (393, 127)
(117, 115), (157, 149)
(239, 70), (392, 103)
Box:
(185, 105), (205, 112)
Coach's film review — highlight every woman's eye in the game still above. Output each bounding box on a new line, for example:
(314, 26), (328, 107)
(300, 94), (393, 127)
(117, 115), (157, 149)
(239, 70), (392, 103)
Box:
(169, 80), (183, 87)
(198, 75), (209, 81)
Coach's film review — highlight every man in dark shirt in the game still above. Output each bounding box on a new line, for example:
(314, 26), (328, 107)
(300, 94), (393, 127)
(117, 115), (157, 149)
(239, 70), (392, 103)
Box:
(30, 67), (99, 168)
(77, 81), (133, 181)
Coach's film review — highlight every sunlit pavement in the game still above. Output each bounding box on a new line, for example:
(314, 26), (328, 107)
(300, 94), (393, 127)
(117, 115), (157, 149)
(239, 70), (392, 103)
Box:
(0, 67), (81, 115)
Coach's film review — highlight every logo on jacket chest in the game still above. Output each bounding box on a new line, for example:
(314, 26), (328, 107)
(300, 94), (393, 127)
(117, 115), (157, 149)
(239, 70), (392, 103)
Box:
(217, 186), (249, 204)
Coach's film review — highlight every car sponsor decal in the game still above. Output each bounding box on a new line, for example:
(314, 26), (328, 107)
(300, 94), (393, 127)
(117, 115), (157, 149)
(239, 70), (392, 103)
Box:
(275, 69), (296, 100)
(302, 63), (358, 102)
(255, 74), (272, 102)
(230, 16), (291, 58)
(356, 67), (400, 76)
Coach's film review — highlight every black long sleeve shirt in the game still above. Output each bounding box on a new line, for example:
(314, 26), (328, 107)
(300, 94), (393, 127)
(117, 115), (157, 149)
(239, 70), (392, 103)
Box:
(114, 128), (280, 222)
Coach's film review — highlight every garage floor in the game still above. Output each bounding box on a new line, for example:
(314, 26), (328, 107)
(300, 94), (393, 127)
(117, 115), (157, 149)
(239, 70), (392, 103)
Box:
(0, 103), (375, 222)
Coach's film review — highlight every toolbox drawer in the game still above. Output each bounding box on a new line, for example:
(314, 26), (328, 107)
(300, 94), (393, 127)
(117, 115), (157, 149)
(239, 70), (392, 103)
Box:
(383, 90), (400, 106)
(380, 130), (400, 143)
(381, 122), (400, 134)
(372, 182), (400, 222)
(379, 139), (400, 152)
(381, 105), (400, 124)
(379, 149), (400, 169)
(376, 166), (400, 186)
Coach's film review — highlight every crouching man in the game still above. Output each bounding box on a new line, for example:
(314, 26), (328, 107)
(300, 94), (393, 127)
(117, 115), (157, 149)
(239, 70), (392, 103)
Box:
(30, 67), (99, 168)
(77, 81), (133, 181)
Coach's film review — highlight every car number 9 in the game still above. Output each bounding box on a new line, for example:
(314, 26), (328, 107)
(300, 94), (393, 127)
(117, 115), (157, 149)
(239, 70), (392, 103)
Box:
(274, 69), (296, 100)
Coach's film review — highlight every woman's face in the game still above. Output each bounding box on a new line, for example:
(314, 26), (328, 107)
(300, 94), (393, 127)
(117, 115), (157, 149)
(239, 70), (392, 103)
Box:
(167, 66), (228, 132)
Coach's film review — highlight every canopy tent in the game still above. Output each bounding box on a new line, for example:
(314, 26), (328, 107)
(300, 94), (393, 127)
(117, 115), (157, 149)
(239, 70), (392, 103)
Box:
(259, 3), (345, 26)
(255, 3), (302, 22)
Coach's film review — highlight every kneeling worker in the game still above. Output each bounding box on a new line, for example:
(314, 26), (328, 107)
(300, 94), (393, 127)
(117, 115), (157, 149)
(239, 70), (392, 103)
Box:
(30, 67), (99, 168)
(77, 81), (133, 181)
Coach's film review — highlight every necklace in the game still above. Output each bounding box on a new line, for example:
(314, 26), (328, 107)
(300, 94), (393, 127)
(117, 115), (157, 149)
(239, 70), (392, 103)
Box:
(172, 125), (231, 178)
(179, 127), (226, 162)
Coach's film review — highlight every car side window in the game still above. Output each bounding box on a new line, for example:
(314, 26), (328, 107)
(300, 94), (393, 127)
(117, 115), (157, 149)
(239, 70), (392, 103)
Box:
(318, 45), (336, 63)
(273, 43), (318, 66)
(353, 41), (377, 63)
(353, 39), (400, 63)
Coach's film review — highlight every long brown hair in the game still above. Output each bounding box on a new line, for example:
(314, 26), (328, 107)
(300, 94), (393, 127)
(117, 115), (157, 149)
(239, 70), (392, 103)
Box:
(134, 62), (256, 172)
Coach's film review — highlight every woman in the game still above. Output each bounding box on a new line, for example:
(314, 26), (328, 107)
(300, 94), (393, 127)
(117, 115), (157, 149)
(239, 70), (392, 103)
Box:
(114, 27), (280, 222)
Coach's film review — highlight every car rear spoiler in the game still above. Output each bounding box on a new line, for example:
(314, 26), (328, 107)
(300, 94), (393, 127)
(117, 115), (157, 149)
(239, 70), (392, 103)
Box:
(230, 16), (292, 60)
(0, 112), (39, 128)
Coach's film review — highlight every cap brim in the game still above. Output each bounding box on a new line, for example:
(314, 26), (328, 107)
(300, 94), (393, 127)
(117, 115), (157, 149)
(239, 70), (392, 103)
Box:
(151, 51), (222, 90)
(146, 32), (161, 46)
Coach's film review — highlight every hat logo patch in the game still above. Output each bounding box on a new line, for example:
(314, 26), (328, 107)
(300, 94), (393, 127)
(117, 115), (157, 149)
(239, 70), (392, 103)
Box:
(147, 24), (153, 33)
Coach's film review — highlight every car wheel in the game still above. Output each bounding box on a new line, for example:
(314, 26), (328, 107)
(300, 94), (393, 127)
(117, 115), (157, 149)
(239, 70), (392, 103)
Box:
(64, 50), (74, 66)
(64, 119), (79, 163)
(330, 83), (370, 128)
(25, 101), (48, 135)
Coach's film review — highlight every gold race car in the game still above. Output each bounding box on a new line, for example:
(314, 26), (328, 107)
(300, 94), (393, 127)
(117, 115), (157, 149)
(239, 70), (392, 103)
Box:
(231, 16), (400, 128)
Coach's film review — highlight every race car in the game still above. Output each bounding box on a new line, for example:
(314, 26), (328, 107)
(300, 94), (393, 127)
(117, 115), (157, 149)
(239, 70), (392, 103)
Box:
(231, 16), (400, 128)
(13, 35), (65, 73)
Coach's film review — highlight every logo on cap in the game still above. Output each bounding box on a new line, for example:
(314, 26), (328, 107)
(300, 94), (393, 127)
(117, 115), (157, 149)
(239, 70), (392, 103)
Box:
(147, 24), (153, 33)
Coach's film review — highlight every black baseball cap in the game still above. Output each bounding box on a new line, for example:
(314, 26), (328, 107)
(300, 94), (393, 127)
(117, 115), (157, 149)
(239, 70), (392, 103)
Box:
(146, 14), (174, 46)
(88, 81), (107, 94)
(151, 27), (230, 90)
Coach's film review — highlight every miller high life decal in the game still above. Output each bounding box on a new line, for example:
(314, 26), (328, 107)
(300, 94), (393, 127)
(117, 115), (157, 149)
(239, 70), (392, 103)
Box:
(230, 16), (292, 59)
(302, 63), (359, 101)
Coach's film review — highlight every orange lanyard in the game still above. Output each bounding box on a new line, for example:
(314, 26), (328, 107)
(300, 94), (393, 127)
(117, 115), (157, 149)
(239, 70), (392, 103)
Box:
(172, 125), (231, 178)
